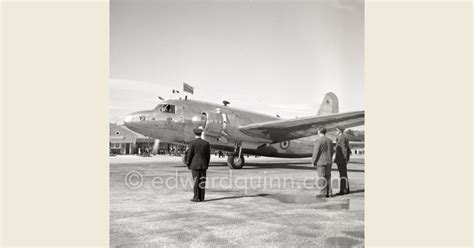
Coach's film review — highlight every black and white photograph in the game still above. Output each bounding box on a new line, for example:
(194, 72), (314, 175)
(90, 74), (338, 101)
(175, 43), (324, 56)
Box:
(3, 0), (473, 247)
(110, 0), (364, 246)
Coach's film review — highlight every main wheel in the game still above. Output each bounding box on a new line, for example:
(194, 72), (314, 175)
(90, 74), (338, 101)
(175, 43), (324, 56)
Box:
(227, 154), (245, 169)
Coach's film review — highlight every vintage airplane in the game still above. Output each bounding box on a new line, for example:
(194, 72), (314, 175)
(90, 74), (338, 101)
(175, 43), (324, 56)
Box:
(124, 92), (364, 169)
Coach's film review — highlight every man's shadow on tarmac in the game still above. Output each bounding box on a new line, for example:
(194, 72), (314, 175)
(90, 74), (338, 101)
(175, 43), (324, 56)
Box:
(204, 190), (365, 202)
(345, 189), (365, 194)
(204, 193), (269, 202)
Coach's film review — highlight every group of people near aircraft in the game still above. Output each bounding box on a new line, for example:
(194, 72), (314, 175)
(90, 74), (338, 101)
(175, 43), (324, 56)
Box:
(185, 126), (351, 202)
(312, 126), (351, 198)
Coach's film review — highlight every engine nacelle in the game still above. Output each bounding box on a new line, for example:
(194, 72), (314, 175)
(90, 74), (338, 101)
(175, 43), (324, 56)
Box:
(201, 110), (270, 145)
(202, 111), (224, 140)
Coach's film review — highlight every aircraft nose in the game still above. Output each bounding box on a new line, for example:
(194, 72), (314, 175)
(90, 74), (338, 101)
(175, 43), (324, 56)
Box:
(123, 111), (142, 129)
(124, 113), (134, 124)
(124, 110), (154, 130)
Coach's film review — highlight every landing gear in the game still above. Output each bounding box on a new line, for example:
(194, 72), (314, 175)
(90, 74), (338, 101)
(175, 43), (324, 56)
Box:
(181, 153), (187, 166)
(227, 146), (245, 169)
(227, 154), (245, 169)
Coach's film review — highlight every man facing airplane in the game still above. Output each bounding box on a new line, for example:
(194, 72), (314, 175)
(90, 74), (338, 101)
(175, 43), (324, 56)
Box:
(186, 127), (211, 202)
(334, 126), (351, 195)
(312, 127), (334, 198)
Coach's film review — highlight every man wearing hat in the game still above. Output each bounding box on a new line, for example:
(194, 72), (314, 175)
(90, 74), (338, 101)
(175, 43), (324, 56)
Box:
(312, 127), (334, 198)
(186, 126), (211, 202)
(334, 126), (351, 195)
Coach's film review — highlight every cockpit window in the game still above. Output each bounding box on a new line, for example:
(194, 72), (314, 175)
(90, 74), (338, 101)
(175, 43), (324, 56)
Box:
(155, 104), (175, 114)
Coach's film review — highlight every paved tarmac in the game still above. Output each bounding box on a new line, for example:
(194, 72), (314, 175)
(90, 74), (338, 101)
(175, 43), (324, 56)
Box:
(110, 155), (365, 247)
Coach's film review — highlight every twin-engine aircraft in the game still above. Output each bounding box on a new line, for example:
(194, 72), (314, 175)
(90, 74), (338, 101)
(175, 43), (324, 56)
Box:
(124, 92), (364, 169)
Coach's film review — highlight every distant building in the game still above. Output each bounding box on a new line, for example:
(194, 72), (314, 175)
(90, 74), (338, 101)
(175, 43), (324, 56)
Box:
(110, 123), (152, 154)
(109, 123), (186, 155)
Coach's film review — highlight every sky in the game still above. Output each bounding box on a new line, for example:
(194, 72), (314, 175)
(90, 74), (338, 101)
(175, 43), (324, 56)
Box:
(110, 0), (364, 127)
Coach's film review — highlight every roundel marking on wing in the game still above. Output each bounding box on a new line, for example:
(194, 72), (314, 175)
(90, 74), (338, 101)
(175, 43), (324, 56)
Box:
(280, 141), (290, 149)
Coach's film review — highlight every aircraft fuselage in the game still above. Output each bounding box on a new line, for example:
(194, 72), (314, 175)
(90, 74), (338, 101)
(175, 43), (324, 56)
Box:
(124, 99), (314, 158)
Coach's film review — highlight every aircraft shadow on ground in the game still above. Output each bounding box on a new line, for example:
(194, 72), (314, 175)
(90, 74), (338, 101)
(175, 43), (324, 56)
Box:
(211, 162), (314, 170)
(209, 162), (364, 172)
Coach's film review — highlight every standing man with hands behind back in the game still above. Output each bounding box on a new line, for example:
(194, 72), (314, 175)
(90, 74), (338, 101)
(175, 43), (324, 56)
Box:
(312, 127), (334, 198)
(187, 126), (211, 202)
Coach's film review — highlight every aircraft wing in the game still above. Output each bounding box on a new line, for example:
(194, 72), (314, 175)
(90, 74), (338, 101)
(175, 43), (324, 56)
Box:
(239, 111), (364, 143)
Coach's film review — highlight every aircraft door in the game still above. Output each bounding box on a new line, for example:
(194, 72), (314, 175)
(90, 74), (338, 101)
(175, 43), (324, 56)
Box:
(181, 104), (195, 144)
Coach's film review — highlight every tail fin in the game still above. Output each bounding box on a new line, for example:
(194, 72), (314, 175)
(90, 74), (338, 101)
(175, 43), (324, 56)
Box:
(317, 92), (339, 116)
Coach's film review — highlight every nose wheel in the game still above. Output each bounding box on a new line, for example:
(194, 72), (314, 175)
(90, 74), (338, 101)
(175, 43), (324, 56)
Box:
(227, 146), (245, 169)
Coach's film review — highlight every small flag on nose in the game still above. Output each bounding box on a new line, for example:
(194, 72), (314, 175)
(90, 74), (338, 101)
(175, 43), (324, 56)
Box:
(183, 82), (194, 94)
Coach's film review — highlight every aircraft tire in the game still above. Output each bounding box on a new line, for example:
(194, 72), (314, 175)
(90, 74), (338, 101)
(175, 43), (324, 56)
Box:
(227, 154), (245, 169)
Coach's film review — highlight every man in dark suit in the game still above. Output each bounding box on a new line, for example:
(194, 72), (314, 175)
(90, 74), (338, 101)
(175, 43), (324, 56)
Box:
(312, 127), (333, 198)
(334, 126), (351, 195)
(186, 127), (211, 202)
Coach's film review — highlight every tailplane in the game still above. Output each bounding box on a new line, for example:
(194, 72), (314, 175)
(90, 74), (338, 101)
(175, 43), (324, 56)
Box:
(317, 92), (339, 116)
